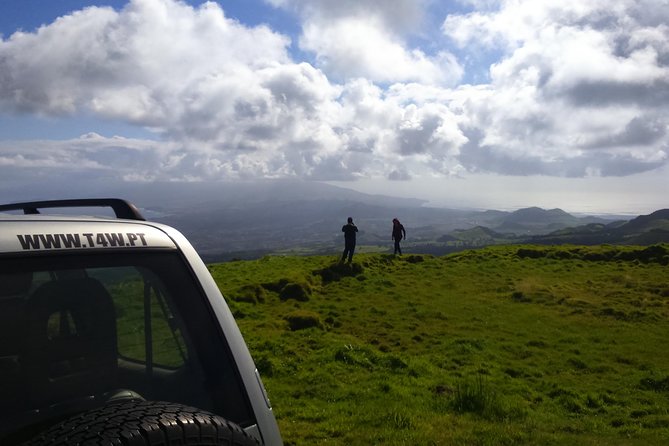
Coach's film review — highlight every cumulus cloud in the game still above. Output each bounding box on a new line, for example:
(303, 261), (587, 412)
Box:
(0, 0), (667, 190)
(266, 0), (427, 34)
(443, 0), (669, 175)
(300, 18), (462, 85)
(270, 0), (463, 85)
(0, 0), (291, 117)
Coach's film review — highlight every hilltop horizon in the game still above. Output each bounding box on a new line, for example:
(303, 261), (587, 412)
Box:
(4, 180), (665, 262)
(53, 180), (655, 261)
(0, 179), (654, 219)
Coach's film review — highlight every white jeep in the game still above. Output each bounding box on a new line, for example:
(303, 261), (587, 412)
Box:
(0, 199), (282, 445)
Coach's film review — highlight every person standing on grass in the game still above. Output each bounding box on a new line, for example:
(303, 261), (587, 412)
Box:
(392, 218), (406, 255)
(341, 217), (358, 263)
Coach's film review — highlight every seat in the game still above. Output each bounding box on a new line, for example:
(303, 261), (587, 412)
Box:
(20, 277), (118, 409)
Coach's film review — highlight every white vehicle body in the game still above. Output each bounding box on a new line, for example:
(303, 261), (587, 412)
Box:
(0, 199), (282, 445)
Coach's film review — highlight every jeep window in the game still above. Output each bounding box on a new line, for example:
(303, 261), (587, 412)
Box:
(0, 252), (254, 443)
(91, 266), (189, 368)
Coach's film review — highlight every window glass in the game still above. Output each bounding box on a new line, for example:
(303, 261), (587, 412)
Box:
(89, 267), (188, 368)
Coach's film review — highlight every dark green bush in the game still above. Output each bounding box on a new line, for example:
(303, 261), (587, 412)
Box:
(639, 376), (669, 392)
(255, 355), (275, 377)
(229, 284), (266, 303)
(285, 310), (323, 331)
(261, 278), (291, 292)
(516, 248), (546, 259)
(279, 282), (311, 301)
(404, 255), (424, 263)
(314, 262), (364, 283)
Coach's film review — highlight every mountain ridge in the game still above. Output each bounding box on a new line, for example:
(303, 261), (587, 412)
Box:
(131, 182), (663, 259)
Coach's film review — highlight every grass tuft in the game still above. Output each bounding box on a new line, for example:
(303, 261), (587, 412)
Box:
(451, 374), (511, 421)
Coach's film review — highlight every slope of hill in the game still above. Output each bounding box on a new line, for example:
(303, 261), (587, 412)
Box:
(618, 209), (669, 233)
(448, 226), (515, 245)
(210, 245), (669, 445)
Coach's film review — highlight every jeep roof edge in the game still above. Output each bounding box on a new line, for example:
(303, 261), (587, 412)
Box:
(0, 198), (145, 221)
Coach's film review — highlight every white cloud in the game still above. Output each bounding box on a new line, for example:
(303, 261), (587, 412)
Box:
(0, 0), (291, 118)
(266, 0), (427, 33)
(271, 0), (463, 85)
(300, 18), (462, 85)
(0, 0), (667, 194)
(441, 0), (669, 175)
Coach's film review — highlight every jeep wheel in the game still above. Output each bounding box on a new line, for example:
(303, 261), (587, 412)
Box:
(27, 400), (259, 446)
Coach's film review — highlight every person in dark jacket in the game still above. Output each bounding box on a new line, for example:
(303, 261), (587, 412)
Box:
(392, 218), (406, 255)
(341, 217), (358, 263)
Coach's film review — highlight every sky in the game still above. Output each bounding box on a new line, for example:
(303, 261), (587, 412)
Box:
(0, 0), (667, 214)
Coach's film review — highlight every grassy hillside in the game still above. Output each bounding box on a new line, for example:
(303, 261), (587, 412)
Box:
(207, 245), (669, 445)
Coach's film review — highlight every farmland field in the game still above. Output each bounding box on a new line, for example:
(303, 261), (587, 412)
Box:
(208, 244), (669, 445)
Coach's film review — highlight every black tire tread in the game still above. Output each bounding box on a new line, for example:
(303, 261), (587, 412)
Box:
(27, 400), (259, 446)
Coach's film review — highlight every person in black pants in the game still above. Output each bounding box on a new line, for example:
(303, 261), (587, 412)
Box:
(392, 218), (406, 255)
(341, 217), (358, 263)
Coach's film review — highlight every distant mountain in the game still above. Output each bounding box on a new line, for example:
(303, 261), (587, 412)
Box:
(435, 208), (669, 252)
(122, 180), (428, 212)
(528, 209), (669, 245)
(488, 207), (607, 235)
(618, 209), (669, 233)
(450, 226), (512, 242)
(144, 184), (649, 259)
(506, 207), (574, 223)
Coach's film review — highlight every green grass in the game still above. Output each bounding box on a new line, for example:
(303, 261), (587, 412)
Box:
(208, 245), (669, 445)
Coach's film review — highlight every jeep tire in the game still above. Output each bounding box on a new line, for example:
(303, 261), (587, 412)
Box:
(27, 400), (259, 446)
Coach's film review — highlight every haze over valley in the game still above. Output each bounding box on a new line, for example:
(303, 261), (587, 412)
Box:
(87, 181), (667, 261)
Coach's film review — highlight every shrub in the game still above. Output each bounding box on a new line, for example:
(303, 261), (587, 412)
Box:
(255, 355), (275, 377)
(547, 249), (575, 260)
(516, 248), (545, 259)
(314, 262), (364, 283)
(228, 284), (266, 304)
(511, 291), (531, 302)
(261, 278), (290, 292)
(404, 255), (424, 263)
(285, 310), (323, 331)
(639, 376), (669, 392)
(383, 354), (408, 371)
(279, 282), (311, 302)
